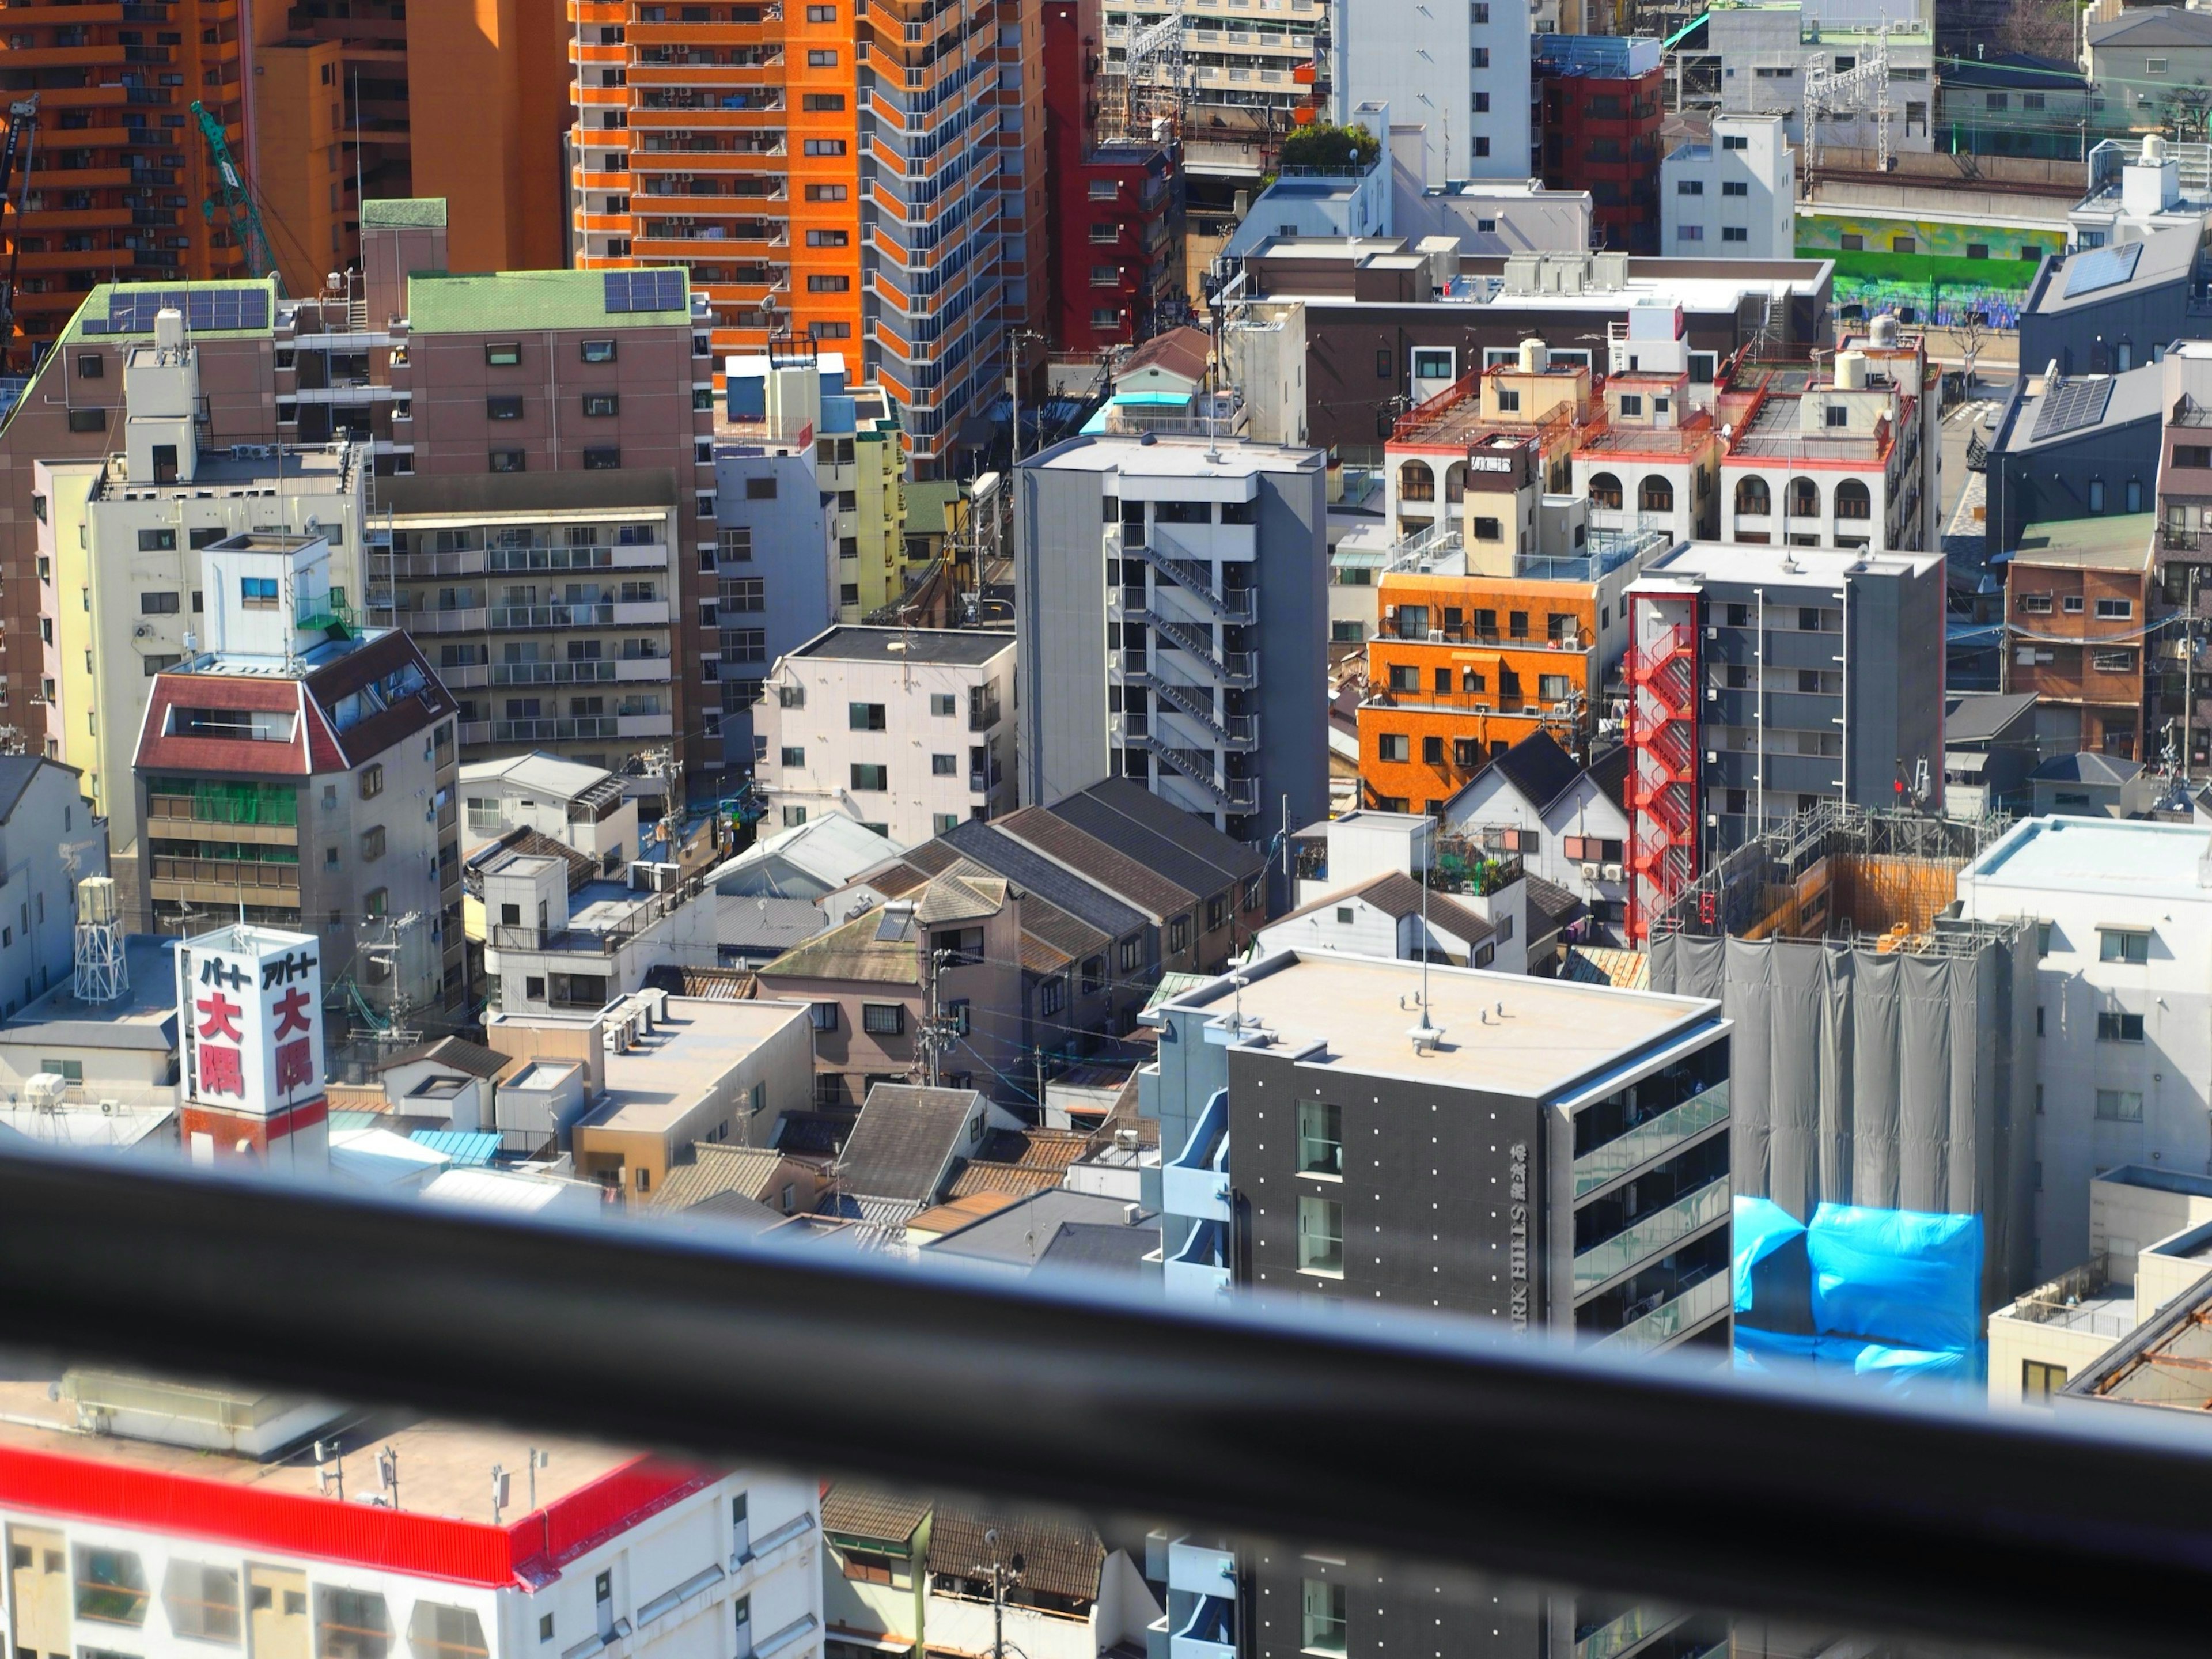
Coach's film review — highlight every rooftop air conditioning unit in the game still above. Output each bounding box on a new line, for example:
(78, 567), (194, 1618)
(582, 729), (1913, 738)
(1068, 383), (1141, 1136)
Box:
(1603, 862), (1624, 883)
(1580, 861), (1602, 883)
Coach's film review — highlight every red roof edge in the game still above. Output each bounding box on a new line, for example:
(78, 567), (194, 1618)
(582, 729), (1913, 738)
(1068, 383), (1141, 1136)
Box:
(0, 1443), (716, 1590)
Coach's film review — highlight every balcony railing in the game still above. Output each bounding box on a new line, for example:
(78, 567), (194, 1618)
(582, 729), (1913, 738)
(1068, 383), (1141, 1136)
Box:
(1593, 1270), (1732, 1353)
(1573, 1178), (1730, 1291)
(9, 1142), (2212, 1659)
(1572, 1087), (1730, 1196)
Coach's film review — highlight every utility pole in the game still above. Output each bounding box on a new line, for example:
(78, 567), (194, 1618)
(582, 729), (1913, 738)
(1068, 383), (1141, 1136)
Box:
(972, 1529), (1025, 1659)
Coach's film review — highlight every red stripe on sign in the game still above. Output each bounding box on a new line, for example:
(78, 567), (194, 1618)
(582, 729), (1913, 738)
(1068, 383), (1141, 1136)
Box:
(0, 1445), (718, 1588)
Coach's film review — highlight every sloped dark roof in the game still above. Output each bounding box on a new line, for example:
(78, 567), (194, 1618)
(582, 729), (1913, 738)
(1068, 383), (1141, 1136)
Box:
(1270, 871), (1493, 947)
(654, 1143), (787, 1211)
(772, 1111), (851, 1157)
(0, 756), (65, 824)
(1491, 730), (1583, 811)
(926, 1502), (1108, 1602)
(1945, 691), (2039, 746)
(2031, 749), (2143, 785)
(948, 1162), (1070, 1199)
(935, 820), (1147, 938)
(375, 1035), (510, 1080)
(1041, 1220), (1163, 1275)
(1048, 778), (1264, 889)
(2089, 5), (2212, 47)
(994, 805), (1200, 920)
(1525, 874), (1586, 940)
(823, 1484), (932, 1543)
(838, 1084), (982, 1202)
(467, 826), (597, 893)
(1584, 742), (1633, 813)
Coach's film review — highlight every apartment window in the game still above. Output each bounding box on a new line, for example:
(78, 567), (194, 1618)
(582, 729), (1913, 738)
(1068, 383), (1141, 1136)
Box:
(164, 1562), (241, 1643)
(783, 806), (808, 827)
(1723, 133), (1749, 150)
(1301, 1579), (1347, 1657)
(2017, 593), (2052, 614)
(2063, 596), (2085, 614)
(241, 577), (279, 609)
(2095, 597), (2134, 619)
(850, 702), (887, 730)
(934, 813), (961, 835)
(806, 229), (850, 247)
(582, 393), (619, 417)
(317, 1588), (389, 1659)
(69, 408), (107, 433)
(1892, 236), (1916, 255)
(139, 590), (181, 615)
(862, 1003), (905, 1036)
(2175, 445), (2212, 469)
(487, 395), (524, 419)
(930, 693), (958, 717)
(802, 92), (846, 110)
(491, 449), (525, 472)
(725, 578), (765, 611)
(1120, 938), (1142, 972)
(2149, 55), (2169, 73)
(1377, 733), (1410, 762)
(1496, 388), (1521, 413)
(1472, 516), (1503, 541)
(808, 49), (839, 65)
(540, 1616), (555, 1643)
(931, 753), (957, 776)
(720, 527), (754, 563)
(851, 764), (889, 791)
(581, 339), (617, 363)
(779, 747), (805, 768)
(486, 342), (521, 367)
(1471, 46), (1490, 66)
(802, 138), (848, 156)
(2022, 1359), (2067, 1403)
(1041, 976), (1066, 1016)
(360, 763), (385, 800)
(584, 447), (621, 469)
(2097, 1089), (2146, 1123)
(2097, 1011), (2145, 1042)
(1298, 1099), (1343, 1177)
(365, 888), (389, 919)
(1297, 1195), (1343, 1277)
(809, 1001), (839, 1031)
(807, 3), (837, 16)
(806, 274), (851, 292)
(78, 353), (105, 380)
(1474, 137), (1490, 156)
(2099, 928), (2150, 964)
(360, 825), (385, 862)
(1677, 180), (1704, 195)
(1723, 227), (1749, 243)
(1677, 225), (1703, 242)
(138, 528), (177, 552)
(410, 1605), (488, 1659)
(1169, 915), (1191, 952)
(1724, 180), (1749, 196)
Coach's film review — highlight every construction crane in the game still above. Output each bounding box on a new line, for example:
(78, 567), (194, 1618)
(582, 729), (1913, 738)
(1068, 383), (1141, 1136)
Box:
(0, 95), (40, 372)
(188, 100), (279, 285)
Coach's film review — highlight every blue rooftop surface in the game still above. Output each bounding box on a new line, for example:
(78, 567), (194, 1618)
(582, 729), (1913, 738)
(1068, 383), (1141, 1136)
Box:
(410, 1130), (504, 1166)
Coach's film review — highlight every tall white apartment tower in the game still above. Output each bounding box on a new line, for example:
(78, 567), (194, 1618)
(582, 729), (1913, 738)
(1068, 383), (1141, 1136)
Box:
(1339, 0), (1533, 184)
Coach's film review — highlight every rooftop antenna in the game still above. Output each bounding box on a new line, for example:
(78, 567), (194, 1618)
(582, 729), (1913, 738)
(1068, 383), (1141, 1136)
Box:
(1407, 824), (1443, 1054)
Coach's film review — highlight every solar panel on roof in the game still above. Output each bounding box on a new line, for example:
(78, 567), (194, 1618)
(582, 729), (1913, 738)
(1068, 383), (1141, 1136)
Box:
(2031, 376), (2116, 442)
(2062, 240), (2144, 299)
(82, 286), (267, 337)
(604, 268), (685, 315)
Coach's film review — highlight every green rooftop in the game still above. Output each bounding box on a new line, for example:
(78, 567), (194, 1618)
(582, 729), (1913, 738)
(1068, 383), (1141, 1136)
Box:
(59, 278), (281, 346)
(362, 197), (449, 229)
(406, 268), (692, 335)
(904, 479), (963, 537)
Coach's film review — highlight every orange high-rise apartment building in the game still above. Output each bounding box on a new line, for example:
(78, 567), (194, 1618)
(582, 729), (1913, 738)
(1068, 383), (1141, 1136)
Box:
(0, 0), (569, 365)
(567, 0), (1046, 478)
(244, 0), (570, 293)
(0, 0), (249, 363)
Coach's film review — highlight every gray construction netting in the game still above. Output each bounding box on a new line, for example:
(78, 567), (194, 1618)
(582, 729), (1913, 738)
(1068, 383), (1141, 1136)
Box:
(1649, 929), (2038, 1304)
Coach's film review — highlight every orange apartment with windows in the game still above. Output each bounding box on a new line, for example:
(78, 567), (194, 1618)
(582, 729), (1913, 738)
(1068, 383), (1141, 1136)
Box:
(1358, 350), (1669, 813)
(2003, 527), (2153, 759)
(566, 0), (1044, 476)
(0, 0), (250, 363)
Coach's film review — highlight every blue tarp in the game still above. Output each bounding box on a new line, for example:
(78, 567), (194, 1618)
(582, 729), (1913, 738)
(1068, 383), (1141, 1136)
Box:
(1807, 1203), (1984, 1353)
(1733, 1329), (1984, 1398)
(1732, 1197), (1806, 1315)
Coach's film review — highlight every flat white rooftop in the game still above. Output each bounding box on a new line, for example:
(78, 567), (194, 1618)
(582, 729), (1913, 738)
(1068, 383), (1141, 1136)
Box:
(1159, 950), (1721, 1096)
(1029, 433), (1324, 476)
(1964, 815), (2212, 899)
(1637, 542), (1944, 587)
(586, 997), (812, 1135)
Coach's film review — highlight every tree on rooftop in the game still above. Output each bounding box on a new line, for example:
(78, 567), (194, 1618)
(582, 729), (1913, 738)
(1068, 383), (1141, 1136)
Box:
(1278, 122), (1382, 173)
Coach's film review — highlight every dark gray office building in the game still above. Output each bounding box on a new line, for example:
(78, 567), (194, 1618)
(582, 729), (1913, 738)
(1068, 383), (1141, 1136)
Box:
(1138, 948), (1732, 1659)
(1015, 433), (1329, 897)
(1626, 543), (1949, 865)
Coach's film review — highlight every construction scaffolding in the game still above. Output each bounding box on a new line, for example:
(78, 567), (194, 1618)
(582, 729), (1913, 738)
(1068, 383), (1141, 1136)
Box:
(1646, 802), (2039, 1308)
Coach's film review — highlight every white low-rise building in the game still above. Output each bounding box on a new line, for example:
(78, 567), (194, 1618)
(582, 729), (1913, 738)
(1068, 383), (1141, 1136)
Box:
(476, 847), (716, 1019)
(461, 754), (640, 875)
(1443, 734), (1633, 946)
(752, 627), (1016, 844)
(0, 1369), (821, 1659)
(1662, 113), (1796, 259)
(1957, 816), (2212, 1275)
(1267, 810), (1529, 972)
